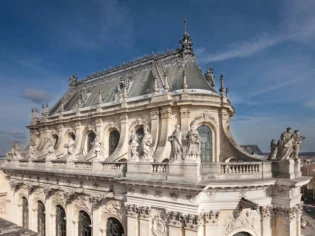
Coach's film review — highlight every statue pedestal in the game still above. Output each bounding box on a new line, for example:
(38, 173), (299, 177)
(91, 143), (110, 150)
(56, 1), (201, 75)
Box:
(272, 159), (300, 179)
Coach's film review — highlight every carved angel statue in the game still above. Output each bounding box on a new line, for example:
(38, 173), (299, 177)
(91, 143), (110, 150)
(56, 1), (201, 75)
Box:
(185, 127), (200, 162)
(205, 67), (215, 87)
(64, 135), (76, 159)
(141, 125), (153, 161)
(129, 130), (139, 161)
(46, 138), (56, 161)
(291, 130), (305, 160)
(6, 141), (22, 160)
(93, 135), (103, 161)
(266, 139), (278, 160)
(168, 124), (183, 162)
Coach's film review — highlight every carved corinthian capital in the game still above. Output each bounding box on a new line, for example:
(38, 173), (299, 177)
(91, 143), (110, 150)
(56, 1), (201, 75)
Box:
(125, 203), (139, 217)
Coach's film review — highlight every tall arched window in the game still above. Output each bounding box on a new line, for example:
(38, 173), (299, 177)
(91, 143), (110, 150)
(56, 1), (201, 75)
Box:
(56, 205), (66, 236)
(38, 201), (45, 235)
(109, 130), (120, 155)
(87, 132), (96, 152)
(78, 211), (91, 236)
(106, 217), (124, 236)
(197, 125), (213, 163)
(53, 135), (59, 149)
(22, 197), (29, 228)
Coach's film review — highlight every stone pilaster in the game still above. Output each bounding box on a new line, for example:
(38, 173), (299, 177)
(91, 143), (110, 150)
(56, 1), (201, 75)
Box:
(153, 107), (172, 162)
(56, 124), (65, 155)
(150, 110), (160, 153)
(183, 214), (199, 236)
(203, 210), (220, 236)
(260, 205), (273, 236)
(125, 203), (139, 236)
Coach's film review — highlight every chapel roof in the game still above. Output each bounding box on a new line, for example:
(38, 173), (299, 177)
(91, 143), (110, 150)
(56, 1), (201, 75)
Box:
(49, 31), (217, 115)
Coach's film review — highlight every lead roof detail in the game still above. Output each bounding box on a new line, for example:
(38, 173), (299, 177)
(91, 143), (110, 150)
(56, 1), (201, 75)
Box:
(49, 33), (217, 115)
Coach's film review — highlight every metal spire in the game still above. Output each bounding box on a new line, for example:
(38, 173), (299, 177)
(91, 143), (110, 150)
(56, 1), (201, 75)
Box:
(184, 19), (188, 34)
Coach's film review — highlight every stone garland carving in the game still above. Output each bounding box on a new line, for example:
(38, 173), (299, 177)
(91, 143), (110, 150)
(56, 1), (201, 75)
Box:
(199, 210), (220, 225)
(89, 195), (104, 208)
(184, 127), (200, 162)
(154, 191), (162, 198)
(74, 195), (92, 212)
(186, 194), (196, 203)
(183, 214), (199, 231)
(267, 127), (305, 161)
(169, 192), (179, 201)
(104, 200), (123, 219)
(167, 211), (184, 227)
(140, 189), (148, 196)
(224, 210), (258, 235)
(190, 111), (217, 128)
(125, 203), (139, 217)
(168, 124), (183, 162)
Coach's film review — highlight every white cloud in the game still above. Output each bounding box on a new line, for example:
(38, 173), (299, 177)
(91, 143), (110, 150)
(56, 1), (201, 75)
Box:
(23, 88), (55, 105)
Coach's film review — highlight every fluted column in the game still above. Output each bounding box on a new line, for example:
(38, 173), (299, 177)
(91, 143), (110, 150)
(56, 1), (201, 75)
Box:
(154, 107), (172, 162)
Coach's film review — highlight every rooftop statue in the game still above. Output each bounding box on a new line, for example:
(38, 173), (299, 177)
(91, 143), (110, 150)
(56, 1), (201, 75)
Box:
(46, 138), (56, 161)
(69, 74), (79, 87)
(6, 141), (22, 160)
(185, 127), (200, 162)
(129, 130), (139, 162)
(205, 67), (215, 87)
(168, 124), (183, 162)
(267, 127), (305, 161)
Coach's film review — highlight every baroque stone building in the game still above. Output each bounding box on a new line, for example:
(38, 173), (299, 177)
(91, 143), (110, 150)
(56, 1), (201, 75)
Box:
(0, 29), (311, 236)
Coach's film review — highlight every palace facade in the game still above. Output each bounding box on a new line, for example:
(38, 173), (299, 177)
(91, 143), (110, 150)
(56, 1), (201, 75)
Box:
(0, 30), (311, 236)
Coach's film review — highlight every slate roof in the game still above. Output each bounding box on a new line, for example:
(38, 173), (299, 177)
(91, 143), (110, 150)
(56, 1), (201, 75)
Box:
(0, 218), (38, 236)
(49, 33), (217, 115)
(240, 145), (263, 155)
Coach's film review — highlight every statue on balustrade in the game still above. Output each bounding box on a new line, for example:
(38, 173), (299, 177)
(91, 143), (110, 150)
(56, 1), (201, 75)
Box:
(141, 125), (153, 161)
(185, 127), (200, 162)
(129, 130), (139, 161)
(28, 140), (38, 160)
(6, 141), (22, 160)
(267, 139), (278, 160)
(93, 135), (103, 161)
(291, 130), (305, 160)
(65, 135), (76, 161)
(279, 127), (294, 160)
(168, 124), (183, 162)
(46, 138), (56, 161)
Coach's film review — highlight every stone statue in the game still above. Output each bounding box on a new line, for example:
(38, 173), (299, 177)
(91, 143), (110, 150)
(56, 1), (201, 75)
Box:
(291, 130), (305, 160)
(168, 124), (183, 162)
(46, 139), (56, 161)
(266, 139), (278, 160)
(185, 127), (200, 162)
(6, 142), (22, 160)
(129, 130), (139, 161)
(65, 135), (76, 161)
(141, 125), (153, 161)
(205, 67), (215, 87)
(93, 135), (103, 161)
(279, 127), (293, 160)
(28, 140), (38, 160)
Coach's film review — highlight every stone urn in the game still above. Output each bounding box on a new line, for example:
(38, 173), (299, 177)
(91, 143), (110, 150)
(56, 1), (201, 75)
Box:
(301, 217), (307, 229)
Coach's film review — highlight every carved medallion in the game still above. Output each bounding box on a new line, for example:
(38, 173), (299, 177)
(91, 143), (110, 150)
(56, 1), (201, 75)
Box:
(152, 216), (167, 236)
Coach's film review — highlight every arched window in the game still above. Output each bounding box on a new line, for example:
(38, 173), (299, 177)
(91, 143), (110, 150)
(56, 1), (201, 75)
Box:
(136, 127), (144, 154)
(106, 217), (124, 236)
(109, 130), (120, 155)
(78, 211), (91, 236)
(197, 125), (213, 163)
(56, 205), (66, 236)
(22, 197), (29, 228)
(233, 232), (252, 236)
(53, 135), (59, 149)
(38, 201), (45, 235)
(87, 132), (96, 152)
(69, 133), (76, 141)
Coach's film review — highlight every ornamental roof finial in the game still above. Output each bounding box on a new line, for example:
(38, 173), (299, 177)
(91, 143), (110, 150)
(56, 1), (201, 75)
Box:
(179, 19), (194, 55)
(219, 74), (225, 96)
(182, 70), (188, 92)
(184, 19), (188, 34)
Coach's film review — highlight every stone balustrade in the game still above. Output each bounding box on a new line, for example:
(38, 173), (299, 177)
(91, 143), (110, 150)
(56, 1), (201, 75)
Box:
(3, 159), (301, 181)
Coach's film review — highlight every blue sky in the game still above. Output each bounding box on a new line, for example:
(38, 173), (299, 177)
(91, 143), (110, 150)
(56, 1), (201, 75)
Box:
(1, 0), (315, 155)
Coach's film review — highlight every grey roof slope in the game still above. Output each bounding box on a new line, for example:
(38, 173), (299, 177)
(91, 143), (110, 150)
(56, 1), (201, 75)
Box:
(50, 34), (216, 115)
